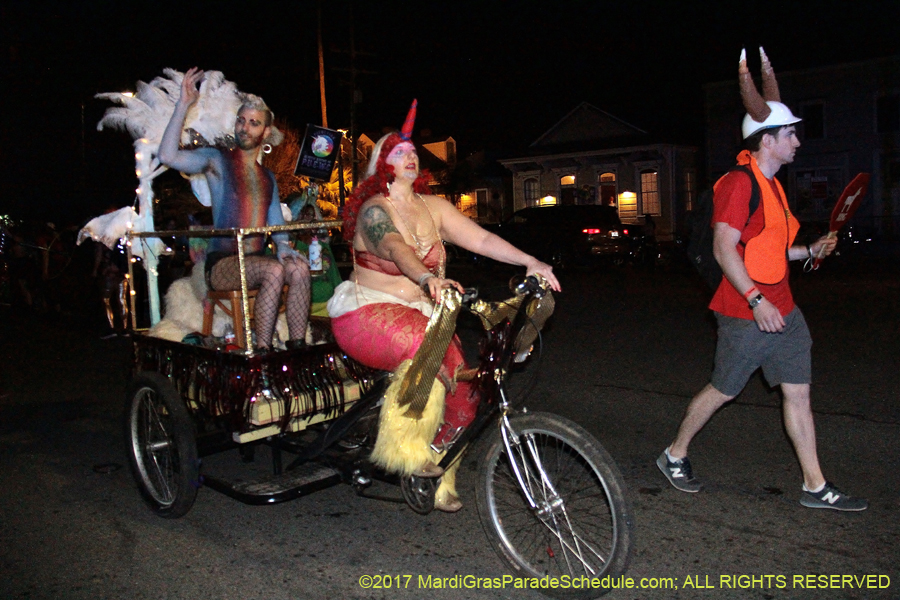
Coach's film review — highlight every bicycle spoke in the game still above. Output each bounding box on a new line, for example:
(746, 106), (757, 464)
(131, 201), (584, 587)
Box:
(139, 391), (176, 504)
(480, 417), (628, 585)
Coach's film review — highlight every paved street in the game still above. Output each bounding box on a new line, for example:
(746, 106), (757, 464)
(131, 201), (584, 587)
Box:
(1, 258), (898, 599)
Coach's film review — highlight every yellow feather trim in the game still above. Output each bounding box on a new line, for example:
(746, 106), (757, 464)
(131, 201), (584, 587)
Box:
(370, 360), (445, 476)
(434, 451), (462, 503)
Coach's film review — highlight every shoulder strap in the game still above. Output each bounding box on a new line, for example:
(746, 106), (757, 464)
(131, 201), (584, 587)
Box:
(729, 165), (760, 223)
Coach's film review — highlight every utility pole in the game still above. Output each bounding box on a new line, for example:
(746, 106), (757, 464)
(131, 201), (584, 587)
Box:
(317, 1), (327, 128)
(332, 0), (377, 192)
(348, 2), (357, 191)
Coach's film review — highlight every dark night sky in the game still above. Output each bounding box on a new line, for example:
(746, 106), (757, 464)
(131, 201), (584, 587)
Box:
(1, 0), (897, 223)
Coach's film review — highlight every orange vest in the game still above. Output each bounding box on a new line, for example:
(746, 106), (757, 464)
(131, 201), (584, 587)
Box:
(736, 151), (799, 284)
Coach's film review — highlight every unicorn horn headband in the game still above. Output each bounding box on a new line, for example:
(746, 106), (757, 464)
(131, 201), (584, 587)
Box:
(400, 99), (417, 141)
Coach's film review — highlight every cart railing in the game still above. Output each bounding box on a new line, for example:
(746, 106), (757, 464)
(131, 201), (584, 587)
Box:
(126, 220), (343, 353)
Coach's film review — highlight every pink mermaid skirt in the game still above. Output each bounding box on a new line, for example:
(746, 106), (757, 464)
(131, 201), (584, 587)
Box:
(331, 303), (477, 442)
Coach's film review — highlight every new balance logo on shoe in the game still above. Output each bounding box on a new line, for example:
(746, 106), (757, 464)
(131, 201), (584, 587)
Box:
(800, 481), (868, 512)
(656, 451), (702, 493)
(821, 491), (840, 505)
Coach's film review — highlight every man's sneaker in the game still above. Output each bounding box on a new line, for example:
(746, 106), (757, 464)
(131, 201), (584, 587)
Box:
(656, 451), (702, 493)
(800, 482), (868, 512)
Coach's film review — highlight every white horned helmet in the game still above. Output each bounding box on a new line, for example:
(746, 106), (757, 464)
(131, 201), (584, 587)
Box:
(739, 47), (801, 139)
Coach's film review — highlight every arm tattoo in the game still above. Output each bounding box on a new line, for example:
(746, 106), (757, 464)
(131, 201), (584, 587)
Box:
(361, 205), (400, 248)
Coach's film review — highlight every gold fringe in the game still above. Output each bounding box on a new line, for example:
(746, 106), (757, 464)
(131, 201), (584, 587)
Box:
(398, 288), (461, 419)
(370, 360), (445, 476)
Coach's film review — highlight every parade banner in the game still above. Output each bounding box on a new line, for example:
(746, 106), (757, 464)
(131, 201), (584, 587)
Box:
(294, 125), (343, 181)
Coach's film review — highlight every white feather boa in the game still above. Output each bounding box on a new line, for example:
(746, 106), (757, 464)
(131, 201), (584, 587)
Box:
(147, 261), (289, 344)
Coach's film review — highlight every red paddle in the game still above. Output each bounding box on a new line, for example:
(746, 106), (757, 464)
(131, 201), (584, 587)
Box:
(812, 173), (870, 270)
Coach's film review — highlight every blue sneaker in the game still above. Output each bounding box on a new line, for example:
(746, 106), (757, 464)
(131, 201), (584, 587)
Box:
(800, 482), (868, 512)
(657, 451), (702, 493)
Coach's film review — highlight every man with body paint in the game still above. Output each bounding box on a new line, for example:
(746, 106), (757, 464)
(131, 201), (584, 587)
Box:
(159, 67), (311, 351)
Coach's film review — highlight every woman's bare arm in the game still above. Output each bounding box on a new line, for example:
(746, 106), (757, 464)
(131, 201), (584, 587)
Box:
(430, 197), (561, 291)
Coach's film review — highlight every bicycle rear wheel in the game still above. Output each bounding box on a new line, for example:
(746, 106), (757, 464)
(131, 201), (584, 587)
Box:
(476, 412), (633, 598)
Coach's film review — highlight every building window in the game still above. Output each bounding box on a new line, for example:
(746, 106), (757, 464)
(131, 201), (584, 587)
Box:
(558, 173), (577, 205)
(524, 178), (539, 207)
(877, 94), (900, 133)
(640, 170), (660, 216)
(458, 193), (478, 220)
(802, 102), (825, 139)
(598, 172), (617, 207)
(682, 169), (696, 212)
(617, 191), (638, 221)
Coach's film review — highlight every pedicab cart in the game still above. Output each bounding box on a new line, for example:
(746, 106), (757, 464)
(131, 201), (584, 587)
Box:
(121, 223), (634, 598)
(123, 222), (390, 516)
(85, 68), (633, 598)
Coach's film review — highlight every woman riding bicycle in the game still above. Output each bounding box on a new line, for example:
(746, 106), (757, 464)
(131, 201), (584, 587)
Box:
(327, 101), (560, 511)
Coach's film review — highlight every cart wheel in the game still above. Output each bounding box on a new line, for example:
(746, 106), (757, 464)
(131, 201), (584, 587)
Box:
(401, 475), (436, 515)
(125, 372), (199, 518)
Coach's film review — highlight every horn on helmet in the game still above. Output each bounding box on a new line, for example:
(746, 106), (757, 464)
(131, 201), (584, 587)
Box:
(739, 47), (771, 123)
(759, 47), (782, 102)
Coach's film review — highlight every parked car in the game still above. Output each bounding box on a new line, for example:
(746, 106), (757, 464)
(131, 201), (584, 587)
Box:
(485, 205), (635, 268)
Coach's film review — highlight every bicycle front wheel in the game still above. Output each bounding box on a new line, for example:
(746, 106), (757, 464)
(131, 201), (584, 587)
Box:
(476, 412), (633, 598)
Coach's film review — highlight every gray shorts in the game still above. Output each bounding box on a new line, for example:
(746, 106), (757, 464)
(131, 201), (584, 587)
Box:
(711, 307), (812, 397)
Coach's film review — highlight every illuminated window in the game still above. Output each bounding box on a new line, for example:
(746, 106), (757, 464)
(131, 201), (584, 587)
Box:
(618, 191), (637, 220)
(641, 170), (660, 215)
(560, 175), (575, 186)
(458, 193), (478, 219)
(599, 172), (617, 206)
(524, 178), (540, 207)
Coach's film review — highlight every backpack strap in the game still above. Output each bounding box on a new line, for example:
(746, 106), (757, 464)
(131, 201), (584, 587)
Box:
(728, 164), (761, 231)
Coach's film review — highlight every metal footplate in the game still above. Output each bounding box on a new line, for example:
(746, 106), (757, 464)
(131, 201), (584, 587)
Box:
(202, 463), (342, 505)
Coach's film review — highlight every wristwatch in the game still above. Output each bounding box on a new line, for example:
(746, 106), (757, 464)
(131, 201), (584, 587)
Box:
(748, 293), (765, 309)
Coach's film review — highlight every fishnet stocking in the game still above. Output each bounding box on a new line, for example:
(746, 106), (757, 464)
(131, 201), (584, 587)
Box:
(209, 255), (310, 348)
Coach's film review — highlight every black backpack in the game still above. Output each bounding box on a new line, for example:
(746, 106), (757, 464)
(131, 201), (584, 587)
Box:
(685, 165), (760, 290)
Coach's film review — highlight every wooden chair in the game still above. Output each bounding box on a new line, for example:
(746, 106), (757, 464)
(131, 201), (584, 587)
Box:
(202, 286), (287, 348)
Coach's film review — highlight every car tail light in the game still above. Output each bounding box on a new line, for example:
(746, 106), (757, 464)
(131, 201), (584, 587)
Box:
(622, 228), (629, 235)
(583, 228), (601, 234)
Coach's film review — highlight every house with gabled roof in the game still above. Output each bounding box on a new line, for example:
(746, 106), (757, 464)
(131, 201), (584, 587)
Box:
(498, 102), (699, 240)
